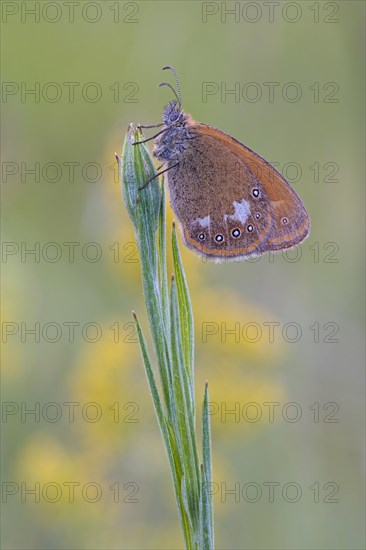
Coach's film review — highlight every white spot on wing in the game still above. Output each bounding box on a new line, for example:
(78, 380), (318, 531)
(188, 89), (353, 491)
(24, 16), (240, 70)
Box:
(195, 215), (210, 228)
(224, 199), (251, 224)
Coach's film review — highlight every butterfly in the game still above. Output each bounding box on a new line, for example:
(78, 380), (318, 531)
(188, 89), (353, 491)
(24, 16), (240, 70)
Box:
(134, 66), (310, 261)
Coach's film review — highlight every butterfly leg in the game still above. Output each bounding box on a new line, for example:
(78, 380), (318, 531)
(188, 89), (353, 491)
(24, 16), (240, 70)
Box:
(139, 162), (179, 191)
(137, 123), (164, 129)
(133, 127), (168, 145)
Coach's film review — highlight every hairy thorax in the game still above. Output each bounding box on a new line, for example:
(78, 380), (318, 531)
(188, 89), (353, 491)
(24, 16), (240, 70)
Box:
(153, 124), (194, 162)
(153, 103), (195, 162)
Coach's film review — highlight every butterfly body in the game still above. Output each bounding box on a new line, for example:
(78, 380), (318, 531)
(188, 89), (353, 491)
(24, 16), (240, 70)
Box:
(149, 68), (309, 261)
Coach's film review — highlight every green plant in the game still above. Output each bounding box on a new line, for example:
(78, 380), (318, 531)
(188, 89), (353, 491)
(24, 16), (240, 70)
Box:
(117, 124), (214, 549)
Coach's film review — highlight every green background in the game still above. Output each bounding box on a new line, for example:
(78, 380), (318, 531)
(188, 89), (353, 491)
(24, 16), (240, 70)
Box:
(2, 1), (365, 548)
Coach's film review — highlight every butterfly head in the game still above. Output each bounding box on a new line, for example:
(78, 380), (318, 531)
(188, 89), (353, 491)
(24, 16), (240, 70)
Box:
(162, 100), (184, 126)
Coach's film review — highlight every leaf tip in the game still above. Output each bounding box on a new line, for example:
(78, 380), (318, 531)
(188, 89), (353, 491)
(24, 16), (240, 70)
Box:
(127, 123), (136, 143)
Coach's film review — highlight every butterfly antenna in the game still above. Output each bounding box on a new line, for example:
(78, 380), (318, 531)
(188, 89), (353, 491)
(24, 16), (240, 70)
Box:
(162, 66), (182, 107)
(159, 82), (181, 106)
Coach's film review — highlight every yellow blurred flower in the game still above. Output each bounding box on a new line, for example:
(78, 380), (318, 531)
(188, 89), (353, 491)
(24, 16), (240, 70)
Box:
(67, 324), (154, 454)
(194, 288), (283, 366)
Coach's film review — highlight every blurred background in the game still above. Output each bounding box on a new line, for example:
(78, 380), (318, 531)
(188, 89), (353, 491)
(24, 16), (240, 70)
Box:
(2, 1), (365, 548)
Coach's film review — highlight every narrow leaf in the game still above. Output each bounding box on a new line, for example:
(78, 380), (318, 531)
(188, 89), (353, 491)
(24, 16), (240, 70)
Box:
(201, 382), (214, 549)
(133, 311), (191, 545)
(170, 277), (201, 539)
(172, 223), (195, 409)
(158, 181), (170, 334)
(122, 128), (173, 418)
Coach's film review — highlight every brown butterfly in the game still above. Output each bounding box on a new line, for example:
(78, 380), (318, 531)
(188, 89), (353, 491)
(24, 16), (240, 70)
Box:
(134, 66), (310, 261)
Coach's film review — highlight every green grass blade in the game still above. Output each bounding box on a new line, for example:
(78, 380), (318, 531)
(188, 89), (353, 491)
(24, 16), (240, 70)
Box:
(120, 126), (160, 266)
(201, 383), (214, 549)
(121, 126), (173, 417)
(170, 276), (201, 541)
(172, 223), (195, 412)
(133, 311), (192, 547)
(158, 180), (170, 335)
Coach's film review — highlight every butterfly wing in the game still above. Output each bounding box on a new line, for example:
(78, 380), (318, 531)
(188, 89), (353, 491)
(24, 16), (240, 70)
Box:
(166, 121), (310, 261)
